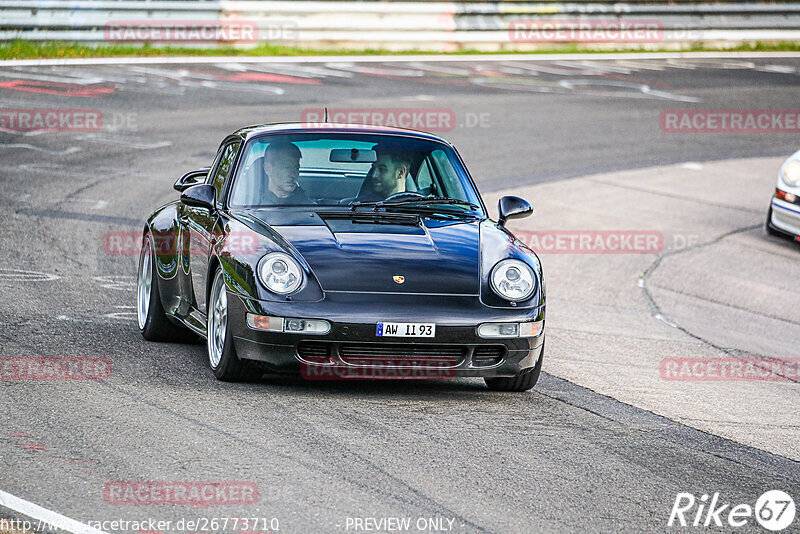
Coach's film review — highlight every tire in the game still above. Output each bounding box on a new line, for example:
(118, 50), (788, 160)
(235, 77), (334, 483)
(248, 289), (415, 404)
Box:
(766, 206), (782, 237)
(137, 234), (195, 342)
(207, 268), (260, 382)
(484, 339), (544, 392)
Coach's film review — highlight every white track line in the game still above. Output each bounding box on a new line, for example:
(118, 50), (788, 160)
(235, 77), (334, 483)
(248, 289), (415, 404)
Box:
(0, 489), (109, 534)
(1, 51), (800, 67)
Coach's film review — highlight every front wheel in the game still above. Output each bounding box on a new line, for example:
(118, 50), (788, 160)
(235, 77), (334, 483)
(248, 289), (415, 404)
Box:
(207, 268), (258, 381)
(484, 339), (544, 392)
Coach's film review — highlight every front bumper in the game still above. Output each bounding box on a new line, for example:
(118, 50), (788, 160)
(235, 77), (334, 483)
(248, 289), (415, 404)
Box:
(228, 292), (545, 378)
(770, 197), (800, 239)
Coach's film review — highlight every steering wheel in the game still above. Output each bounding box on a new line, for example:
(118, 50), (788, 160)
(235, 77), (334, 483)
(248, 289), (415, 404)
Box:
(384, 191), (427, 203)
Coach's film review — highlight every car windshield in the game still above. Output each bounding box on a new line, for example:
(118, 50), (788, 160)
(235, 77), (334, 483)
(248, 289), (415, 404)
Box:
(227, 132), (483, 213)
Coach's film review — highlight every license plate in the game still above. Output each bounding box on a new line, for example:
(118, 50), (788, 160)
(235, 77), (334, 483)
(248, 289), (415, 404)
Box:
(376, 322), (435, 338)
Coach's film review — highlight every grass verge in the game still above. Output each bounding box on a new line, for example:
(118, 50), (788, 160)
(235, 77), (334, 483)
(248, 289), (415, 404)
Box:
(2, 40), (800, 60)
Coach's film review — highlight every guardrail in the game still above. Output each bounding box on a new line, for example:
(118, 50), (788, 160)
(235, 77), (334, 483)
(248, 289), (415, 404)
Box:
(1, 1), (799, 51)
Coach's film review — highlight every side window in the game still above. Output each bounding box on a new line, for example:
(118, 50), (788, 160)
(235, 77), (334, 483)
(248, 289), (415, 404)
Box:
(430, 149), (467, 199)
(210, 141), (241, 207)
(416, 158), (434, 192)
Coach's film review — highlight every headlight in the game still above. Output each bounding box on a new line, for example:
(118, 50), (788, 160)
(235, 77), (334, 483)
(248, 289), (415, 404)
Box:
(490, 259), (535, 302)
(258, 252), (304, 294)
(780, 158), (800, 187)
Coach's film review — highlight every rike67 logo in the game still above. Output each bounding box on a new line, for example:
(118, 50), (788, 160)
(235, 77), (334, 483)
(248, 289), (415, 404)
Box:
(669, 490), (795, 531)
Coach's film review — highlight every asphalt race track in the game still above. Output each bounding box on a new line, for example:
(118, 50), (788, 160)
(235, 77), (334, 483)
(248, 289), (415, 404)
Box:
(1, 54), (799, 533)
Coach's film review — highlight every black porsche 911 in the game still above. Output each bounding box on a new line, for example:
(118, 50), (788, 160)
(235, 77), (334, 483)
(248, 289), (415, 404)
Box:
(137, 123), (545, 391)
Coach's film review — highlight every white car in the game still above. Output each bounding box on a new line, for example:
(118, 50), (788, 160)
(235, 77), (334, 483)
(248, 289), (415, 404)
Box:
(767, 149), (800, 242)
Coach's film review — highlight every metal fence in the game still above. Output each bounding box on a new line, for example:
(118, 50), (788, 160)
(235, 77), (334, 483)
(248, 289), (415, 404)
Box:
(2, 1), (800, 51)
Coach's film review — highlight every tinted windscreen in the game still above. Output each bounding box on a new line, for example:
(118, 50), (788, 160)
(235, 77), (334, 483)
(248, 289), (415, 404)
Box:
(227, 133), (482, 211)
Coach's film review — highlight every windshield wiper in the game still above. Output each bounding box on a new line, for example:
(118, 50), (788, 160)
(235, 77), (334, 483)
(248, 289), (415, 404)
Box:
(349, 200), (384, 212)
(393, 198), (480, 210)
(319, 210), (421, 225)
(382, 205), (479, 221)
(350, 198), (479, 211)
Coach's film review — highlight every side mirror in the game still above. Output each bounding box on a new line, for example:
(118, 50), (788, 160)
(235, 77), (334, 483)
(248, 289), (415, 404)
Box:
(498, 195), (533, 227)
(174, 167), (211, 192)
(181, 184), (216, 211)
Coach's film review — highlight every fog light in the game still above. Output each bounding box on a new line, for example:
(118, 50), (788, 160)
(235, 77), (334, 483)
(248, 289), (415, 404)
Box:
(786, 193), (797, 203)
(246, 314), (330, 335)
(478, 323), (517, 338)
(478, 321), (543, 338)
(285, 318), (305, 332)
(284, 318), (330, 334)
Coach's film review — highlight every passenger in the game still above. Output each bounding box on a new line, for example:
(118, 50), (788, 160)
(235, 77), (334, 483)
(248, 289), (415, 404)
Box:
(357, 147), (413, 202)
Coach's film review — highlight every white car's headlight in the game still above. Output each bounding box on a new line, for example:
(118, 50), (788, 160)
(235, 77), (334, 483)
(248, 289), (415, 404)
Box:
(780, 157), (800, 188)
(258, 252), (304, 295)
(490, 259), (535, 302)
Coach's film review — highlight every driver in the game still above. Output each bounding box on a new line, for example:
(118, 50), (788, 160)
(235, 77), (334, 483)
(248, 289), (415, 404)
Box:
(357, 147), (412, 202)
(256, 140), (313, 205)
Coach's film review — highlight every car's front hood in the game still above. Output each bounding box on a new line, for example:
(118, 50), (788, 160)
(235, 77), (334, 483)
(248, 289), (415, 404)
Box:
(271, 217), (481, 294)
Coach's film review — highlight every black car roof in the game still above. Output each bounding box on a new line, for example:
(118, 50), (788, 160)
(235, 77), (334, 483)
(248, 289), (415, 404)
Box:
(230, 122), (454, 146)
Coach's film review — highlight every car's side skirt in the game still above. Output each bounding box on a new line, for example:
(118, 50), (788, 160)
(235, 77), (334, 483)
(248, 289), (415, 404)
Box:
(170, 308), (208, 339)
